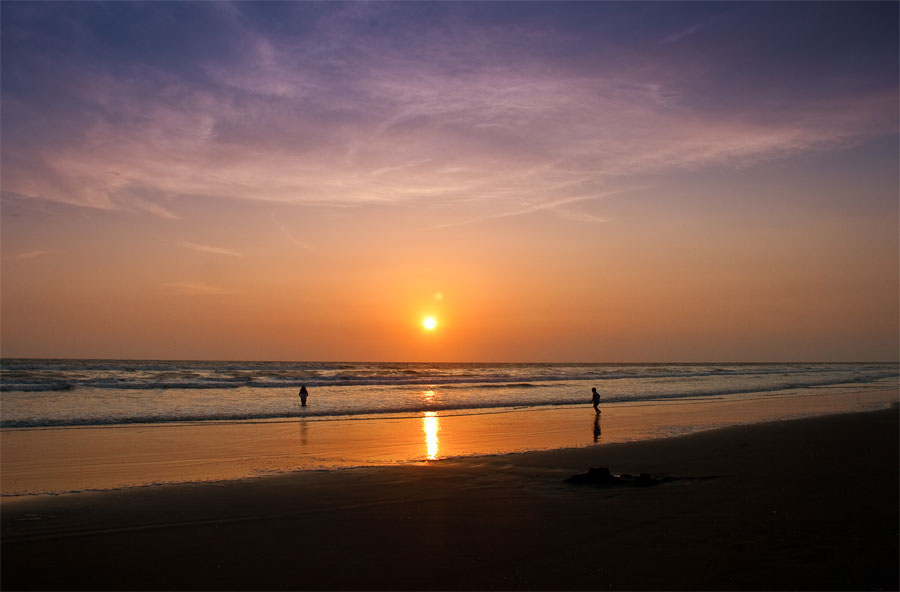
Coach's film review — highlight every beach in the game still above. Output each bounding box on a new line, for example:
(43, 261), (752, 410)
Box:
(3, 1), (898, 590)
(2, 392), (897, 591)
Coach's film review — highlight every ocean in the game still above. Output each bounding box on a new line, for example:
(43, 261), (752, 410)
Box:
(2, 359), (897, 429)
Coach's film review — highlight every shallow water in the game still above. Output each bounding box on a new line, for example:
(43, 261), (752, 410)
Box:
(2, 360), (897, 428)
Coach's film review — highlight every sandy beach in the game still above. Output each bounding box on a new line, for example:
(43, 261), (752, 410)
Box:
(2, 401), (897, 591)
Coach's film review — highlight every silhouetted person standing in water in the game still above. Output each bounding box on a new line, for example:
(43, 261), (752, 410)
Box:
(299, 385), (309, 407)
(591, 387), (601, 416)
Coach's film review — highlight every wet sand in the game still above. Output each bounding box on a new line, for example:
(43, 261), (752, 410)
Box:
(2, 404), (897, 591)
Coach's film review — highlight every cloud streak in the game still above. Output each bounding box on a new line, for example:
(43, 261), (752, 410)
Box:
(2, 2), (896, 222)
(660, 21), (706, 46)
(276, 225), (316, 252)
(179, 241), (243, 258)
(4, 249), (64, 261)
(431, 187), (634, 229)
(163, 281), (235, 296)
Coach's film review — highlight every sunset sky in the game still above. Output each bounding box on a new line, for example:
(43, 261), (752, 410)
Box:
(2, 1), (897, 362)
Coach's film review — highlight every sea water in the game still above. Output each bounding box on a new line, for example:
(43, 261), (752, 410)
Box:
(1, 360), (897, 428)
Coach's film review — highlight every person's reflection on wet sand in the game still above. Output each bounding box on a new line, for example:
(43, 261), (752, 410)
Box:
(298, 419), (309, 446)
(593, 414), (602, 442)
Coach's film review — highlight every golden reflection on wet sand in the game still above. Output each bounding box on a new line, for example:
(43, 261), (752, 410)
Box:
(423, 411), (440, 460)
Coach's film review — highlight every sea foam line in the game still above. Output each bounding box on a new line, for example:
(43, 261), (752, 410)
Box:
(2, 379), (895, 429)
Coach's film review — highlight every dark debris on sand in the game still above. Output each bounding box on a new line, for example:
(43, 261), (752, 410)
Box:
(564, 467), (671, 487)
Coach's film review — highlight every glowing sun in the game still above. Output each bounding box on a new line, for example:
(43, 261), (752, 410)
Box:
(422, 316), (438, 331)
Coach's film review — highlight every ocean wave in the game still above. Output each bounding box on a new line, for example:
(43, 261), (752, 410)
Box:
(6, 373), (899, 393)
(3, 377), (895, 429)
(3, 363), (896, 392)
(0, 382), (74, 392)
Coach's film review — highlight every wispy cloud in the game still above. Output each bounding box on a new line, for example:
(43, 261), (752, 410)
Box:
(660, 22), (706, 46)
(5, 249), (64, 261)
(163, 281), (234, 296)
(179, 241), (243, 258)
(2, 3), (896, 222)
(431, 186), (638, 229)
(119, 194), (179, 220)
(551, 208), (612, 225)
(276, 225), (316, 252)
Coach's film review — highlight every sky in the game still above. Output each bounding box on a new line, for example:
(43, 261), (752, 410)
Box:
(1, 1), (898, 363)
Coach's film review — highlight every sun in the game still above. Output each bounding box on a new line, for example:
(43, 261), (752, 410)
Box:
(422, 316), (438, 331)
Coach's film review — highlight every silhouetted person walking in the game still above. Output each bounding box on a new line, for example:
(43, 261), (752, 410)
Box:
(299, 385), (309, 407)
(591, 387), (601, 416)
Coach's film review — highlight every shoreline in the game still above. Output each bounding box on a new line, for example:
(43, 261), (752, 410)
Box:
(3, 406), (897, 590)
(2, 387), (896, 497)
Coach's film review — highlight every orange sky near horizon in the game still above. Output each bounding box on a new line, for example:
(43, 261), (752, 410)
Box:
(3, 163), (897, 362)
(1, 2), (898, 362)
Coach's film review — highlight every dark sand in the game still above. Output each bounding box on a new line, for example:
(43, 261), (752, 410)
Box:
(3, 407), (898, 591)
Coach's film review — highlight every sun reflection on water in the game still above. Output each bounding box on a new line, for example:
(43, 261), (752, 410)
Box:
(423, 411), (440, 460)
